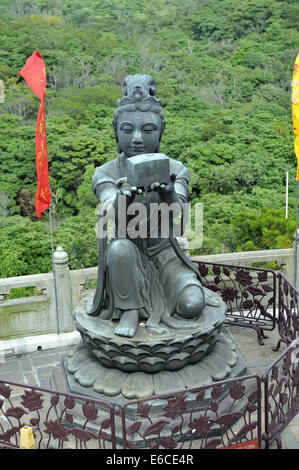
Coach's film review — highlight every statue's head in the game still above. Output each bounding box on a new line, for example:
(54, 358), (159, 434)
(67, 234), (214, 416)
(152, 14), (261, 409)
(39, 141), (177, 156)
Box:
(113, 74), (165, 157)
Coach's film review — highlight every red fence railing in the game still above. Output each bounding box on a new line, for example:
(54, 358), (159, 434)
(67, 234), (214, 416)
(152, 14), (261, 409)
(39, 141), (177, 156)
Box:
(120, 375), (262, 450)
(0, 380), (117, 449)
(275, 274), (299, 351)
(1, 262), (299, 449)
(195, 261), (277, 345)
(262, 338), (299, 449)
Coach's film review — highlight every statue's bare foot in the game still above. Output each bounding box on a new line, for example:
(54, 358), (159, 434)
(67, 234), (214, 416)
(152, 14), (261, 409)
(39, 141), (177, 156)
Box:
(114, 309), (139, 338)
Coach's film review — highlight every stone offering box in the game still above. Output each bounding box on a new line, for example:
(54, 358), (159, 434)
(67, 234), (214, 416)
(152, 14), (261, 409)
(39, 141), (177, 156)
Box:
(126, 153), (170, 189)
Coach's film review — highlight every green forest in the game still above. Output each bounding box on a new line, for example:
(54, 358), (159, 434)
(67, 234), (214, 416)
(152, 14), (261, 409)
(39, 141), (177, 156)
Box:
(0, 0), (298, 279)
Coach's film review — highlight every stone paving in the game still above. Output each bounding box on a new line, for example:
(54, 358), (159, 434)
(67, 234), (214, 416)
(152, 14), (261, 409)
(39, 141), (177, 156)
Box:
(0, 325), (298, 449)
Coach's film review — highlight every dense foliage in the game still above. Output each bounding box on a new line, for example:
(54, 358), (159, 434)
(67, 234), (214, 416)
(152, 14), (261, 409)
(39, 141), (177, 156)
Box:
(0, 0), (298, 277)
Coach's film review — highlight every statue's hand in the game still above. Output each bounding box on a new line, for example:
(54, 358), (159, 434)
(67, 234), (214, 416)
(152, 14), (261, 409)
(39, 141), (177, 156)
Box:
(150, 174), (176, 199)
(122, 186), (143, 199)
(116, 178), (143, 201)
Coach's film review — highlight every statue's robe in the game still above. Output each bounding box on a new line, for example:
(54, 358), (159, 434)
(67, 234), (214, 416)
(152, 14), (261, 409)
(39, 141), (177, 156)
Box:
(88, 153), (204, 329)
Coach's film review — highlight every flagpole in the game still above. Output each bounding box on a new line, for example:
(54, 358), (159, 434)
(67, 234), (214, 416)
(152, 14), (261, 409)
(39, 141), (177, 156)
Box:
(18, 52), (60, 333)
(49, 205), (60, 334)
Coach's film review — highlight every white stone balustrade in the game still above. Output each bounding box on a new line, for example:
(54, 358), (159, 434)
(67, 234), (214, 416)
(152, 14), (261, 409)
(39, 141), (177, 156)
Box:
(0, 234), (298, 341)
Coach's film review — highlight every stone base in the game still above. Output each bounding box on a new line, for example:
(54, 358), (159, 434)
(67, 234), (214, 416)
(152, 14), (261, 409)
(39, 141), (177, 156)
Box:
(72, 291), (227, 375)
(51, 330), (249, 448)
(61, 330), (247, 401)
(51, 291), (250, 448)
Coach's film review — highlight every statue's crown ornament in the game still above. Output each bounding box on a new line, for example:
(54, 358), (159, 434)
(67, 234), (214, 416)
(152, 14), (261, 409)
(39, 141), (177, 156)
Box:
(117, 74), (161, 107)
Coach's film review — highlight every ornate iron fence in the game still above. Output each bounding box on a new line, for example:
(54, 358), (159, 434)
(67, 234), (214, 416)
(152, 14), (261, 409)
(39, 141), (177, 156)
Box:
(121, 375), (262, 450)
(1, 262), (299, 450)
(195, 261), (277, 345)
(0, 376), (262, 450)
(0, 379), (117, 449)
(275, 274), (299, 351)
(262, 339), (299, 449)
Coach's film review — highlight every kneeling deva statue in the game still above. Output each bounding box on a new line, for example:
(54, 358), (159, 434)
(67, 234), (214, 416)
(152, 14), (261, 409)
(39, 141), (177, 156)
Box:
(66, 75), (244, 400)
(86, 73), (219, 338)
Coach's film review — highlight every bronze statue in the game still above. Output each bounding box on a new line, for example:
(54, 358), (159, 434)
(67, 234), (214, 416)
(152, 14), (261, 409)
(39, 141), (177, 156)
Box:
(65, 75), (244, 401)
(86, 74), (218, 338)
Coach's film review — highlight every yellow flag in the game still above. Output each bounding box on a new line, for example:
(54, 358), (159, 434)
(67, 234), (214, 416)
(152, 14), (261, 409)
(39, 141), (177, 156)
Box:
(292, 53), (299, 180)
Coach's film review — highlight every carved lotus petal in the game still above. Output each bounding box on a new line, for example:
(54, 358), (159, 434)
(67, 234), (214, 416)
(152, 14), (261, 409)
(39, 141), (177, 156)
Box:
(95, 351), (114, 368)
(182, 338), (202, 353)
(139, 356), (166, 373)
(138, 341), (167, 353)
(126, 348), (150, 359)
(112, 355), (139, 372)
(109, 338), (134, 351)
(156, 346), (178, 359)
(165, 352), (190, 371)
(169, 335), (193, 347)
(99, 344), (121, 357)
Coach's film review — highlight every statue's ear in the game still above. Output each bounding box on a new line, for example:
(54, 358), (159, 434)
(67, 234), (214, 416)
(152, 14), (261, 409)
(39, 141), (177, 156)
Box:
(156, 123), (165, 153)
(114, 132), (122, 153)
(113, 118), (122, 153)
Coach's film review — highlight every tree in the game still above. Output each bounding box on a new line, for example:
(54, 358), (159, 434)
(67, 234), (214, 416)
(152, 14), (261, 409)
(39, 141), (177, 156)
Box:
(227, 207), (296, 252)
(0, 0), (297, 276)
(0, 192), (12, 217)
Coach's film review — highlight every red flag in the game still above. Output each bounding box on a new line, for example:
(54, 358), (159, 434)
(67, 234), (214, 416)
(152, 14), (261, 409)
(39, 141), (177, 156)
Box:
(18, 51), (51, 218)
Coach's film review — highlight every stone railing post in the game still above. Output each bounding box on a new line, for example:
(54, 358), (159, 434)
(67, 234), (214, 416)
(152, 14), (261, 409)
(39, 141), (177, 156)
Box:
(293, 229), (299, 291)
(53, 246), (74, 333)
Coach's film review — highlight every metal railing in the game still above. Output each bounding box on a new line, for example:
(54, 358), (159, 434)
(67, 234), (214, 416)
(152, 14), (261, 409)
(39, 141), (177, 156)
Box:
(275, 274), (299, 351)
(0, 380), (116, 449)
(1, 261), (299, 449)
(0, 375), (262, 450)
(1, 345), (298, 450)
(0, 244), (296, 341)
(121, 375), (262, 450)
(195, 261), (277, 346)
(262, 339), (299, 449)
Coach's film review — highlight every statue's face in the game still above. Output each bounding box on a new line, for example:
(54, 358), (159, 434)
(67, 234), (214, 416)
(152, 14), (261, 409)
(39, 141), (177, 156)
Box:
(117, 110), (162, 157)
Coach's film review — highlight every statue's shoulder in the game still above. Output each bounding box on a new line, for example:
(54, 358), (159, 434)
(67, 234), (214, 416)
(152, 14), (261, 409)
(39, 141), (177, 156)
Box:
(94, 158), (119, 177)
(93, 157), (121, 180)
(168, 157), (188, 181)
(92, 157), (120, 192)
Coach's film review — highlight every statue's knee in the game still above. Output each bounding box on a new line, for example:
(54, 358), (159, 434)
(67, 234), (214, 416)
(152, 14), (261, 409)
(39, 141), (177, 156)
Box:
(176, 285), (205, 320)
(107, 239), (136, 264)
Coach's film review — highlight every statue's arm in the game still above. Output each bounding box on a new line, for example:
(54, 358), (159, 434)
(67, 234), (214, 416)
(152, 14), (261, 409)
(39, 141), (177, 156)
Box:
(154, 162), (189, 209)
(91, 165), (117, 213)
(94, 182), (119, 219)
